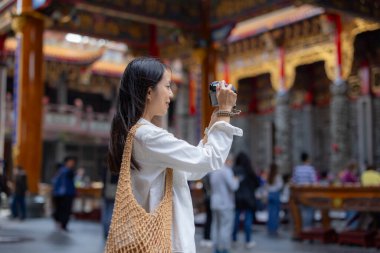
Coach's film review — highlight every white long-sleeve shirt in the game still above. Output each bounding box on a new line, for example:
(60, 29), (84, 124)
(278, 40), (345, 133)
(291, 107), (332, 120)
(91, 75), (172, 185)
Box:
(209, 165), (239, 210)
(131, 118), (243, 253)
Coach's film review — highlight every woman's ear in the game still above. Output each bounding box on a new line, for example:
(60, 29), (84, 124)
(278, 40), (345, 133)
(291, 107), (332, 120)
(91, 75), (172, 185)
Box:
(147, 87), (152, 100)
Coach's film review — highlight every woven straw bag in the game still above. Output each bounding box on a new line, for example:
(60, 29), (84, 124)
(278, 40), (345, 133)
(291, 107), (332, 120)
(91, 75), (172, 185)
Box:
(104, 124), (173, 253)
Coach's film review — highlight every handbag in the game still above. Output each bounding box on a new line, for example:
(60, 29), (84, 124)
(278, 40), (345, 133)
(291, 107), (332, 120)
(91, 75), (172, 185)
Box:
(104, 124), (173, 253)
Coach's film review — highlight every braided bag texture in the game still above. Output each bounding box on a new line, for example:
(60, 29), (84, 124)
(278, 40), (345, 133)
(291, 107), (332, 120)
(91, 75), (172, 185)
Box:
(104, 124), (173, 253)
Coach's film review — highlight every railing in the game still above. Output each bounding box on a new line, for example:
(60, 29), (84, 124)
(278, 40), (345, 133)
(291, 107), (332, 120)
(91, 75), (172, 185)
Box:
(4, 100), (112, 139)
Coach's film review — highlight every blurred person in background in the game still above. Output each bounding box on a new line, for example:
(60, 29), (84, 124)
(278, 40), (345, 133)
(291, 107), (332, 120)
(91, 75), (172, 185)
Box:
(209, 155), (239, 253)
(101, 167), (118, 239)
(292, 152), (317, 230)
(361, 165), (380, 186)
(10, 166), (28, 220)
(200, 174), (213, 248)
(52, 156), (77, 232)
(232, 152), (260, 249)
(0, 160), (10, 208)
(266, 163), (283, 236)
(339, 161), (359, 184)
(339, 161), (359, 230)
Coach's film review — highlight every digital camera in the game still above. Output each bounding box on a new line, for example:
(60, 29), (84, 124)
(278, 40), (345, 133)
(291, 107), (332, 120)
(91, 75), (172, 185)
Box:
(209, 81), (236, 107)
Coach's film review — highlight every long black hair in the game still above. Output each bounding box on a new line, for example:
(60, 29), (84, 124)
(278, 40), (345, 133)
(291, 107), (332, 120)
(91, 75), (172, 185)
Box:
(234, 152), (258, 180)
(108, 57), (167, 174)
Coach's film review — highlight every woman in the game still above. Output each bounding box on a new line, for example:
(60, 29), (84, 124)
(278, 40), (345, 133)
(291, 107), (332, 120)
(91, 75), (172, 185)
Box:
(266, 163), (283, 236)
(108, 57), (242, 253)
(232, 152), (260, 249)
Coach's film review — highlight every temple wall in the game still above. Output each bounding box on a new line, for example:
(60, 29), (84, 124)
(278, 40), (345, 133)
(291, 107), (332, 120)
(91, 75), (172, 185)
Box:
(291, 106), (313, 167)
(311, 106), (331, 172)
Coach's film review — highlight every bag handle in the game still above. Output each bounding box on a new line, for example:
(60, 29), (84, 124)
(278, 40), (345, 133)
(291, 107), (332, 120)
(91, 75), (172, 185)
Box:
(118, 124), (140, 194)
(119, 123), (173, 198)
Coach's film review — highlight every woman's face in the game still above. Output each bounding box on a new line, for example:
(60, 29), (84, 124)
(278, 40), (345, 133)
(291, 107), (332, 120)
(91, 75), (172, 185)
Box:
(145, 69), (173, 120)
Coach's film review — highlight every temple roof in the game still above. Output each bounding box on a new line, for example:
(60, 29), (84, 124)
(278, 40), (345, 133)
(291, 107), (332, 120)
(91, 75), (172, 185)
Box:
(1, 0), (379, 49)
(228, 5), (324, 43)
(5, 36), (104, 64)
(5, 31), (184, 82)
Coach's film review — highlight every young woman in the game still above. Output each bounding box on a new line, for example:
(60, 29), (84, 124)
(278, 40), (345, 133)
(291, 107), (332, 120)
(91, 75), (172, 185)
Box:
(108, 57), (242, 253)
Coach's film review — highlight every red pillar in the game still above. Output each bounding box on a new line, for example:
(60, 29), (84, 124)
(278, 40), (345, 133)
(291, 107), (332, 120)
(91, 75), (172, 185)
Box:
(279, 46), (286, 92)
(327, 14), (342, 81)
(12, 0), (44, 193)
(0, 34), (5, 60)
(149, 24), (159, 57)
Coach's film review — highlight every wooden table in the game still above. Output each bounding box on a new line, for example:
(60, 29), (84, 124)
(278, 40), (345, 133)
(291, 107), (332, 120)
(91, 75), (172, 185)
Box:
(289, 184), (380, 240)
(74, 186), (102, 220)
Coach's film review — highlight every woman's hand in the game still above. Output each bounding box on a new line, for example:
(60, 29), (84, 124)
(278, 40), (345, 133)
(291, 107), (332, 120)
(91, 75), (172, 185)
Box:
(216, 81), (237, 112)
(202, 81), (238, 144)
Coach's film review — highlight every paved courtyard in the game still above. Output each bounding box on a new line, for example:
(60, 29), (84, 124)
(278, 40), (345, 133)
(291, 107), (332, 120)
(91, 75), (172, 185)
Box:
(0, 215), (376, 253)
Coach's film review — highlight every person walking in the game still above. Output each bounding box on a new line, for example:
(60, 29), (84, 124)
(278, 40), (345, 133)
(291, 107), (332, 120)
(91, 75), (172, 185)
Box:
(52, 156), (77, 231)
(232, 152), (260, 249)
(209, 155), (239, 253)
(106, 57), (242, 252)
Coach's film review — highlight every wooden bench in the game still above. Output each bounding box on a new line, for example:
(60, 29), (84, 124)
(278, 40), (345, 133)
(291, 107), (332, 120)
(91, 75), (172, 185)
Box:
(290, 185), (380, 245)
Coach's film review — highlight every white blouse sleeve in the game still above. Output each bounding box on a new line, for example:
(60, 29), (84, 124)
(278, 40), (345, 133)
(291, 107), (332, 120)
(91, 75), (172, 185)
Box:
(184, 140), (208, 181)
(138, 121), (243, 175)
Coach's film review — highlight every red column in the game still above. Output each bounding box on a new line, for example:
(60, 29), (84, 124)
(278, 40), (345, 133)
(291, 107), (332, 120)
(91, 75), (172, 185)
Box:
(12, 0), (44, 194)
(0, 34), (5, 60)
(149, 24), (159, 57)
(327, 14), (342, 81)
(188, 70), (196, 115)
(279, 46), (286, 92)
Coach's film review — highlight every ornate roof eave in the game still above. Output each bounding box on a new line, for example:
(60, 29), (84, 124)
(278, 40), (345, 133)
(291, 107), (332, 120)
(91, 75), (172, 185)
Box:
(91, 60), (127, 78)
(5, 37), (104, 65)
(227, 5), (325, 43)
(210, 0), (295, 29)
(297, 0), (380, 22)
(91, 62), (184, 84)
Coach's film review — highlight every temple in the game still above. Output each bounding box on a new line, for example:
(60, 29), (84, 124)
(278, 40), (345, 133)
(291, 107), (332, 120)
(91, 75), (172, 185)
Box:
(2, 0), (379, 190)
(0, 0), (380, 250)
